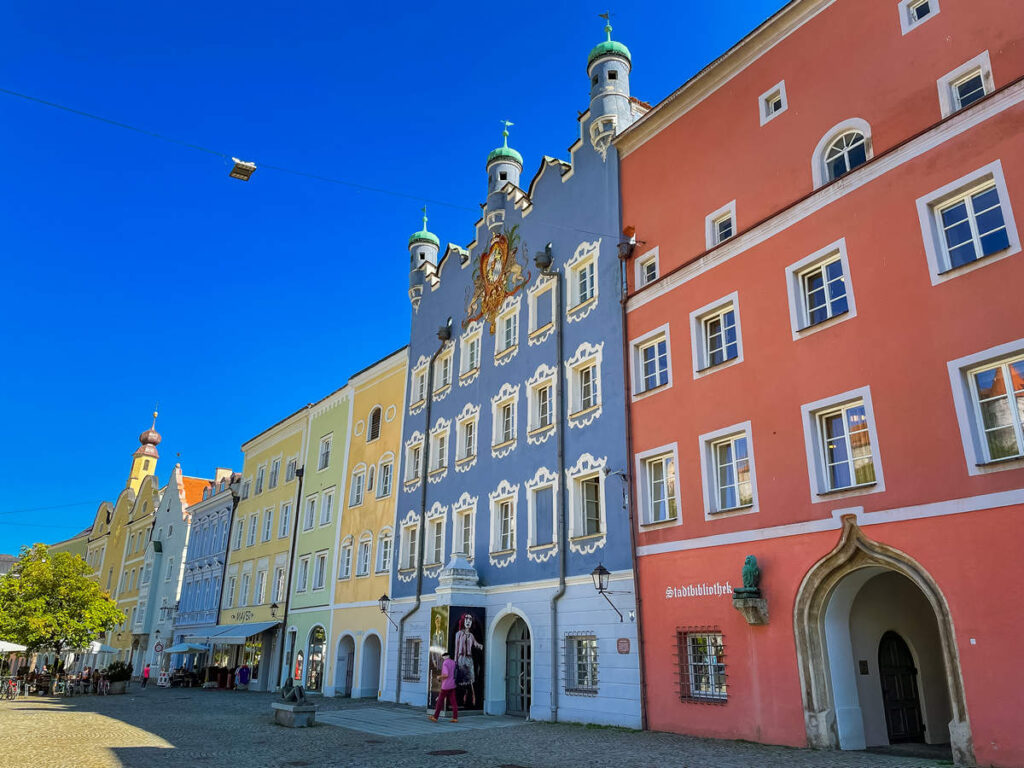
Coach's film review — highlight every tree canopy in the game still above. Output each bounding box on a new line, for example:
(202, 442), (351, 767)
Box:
(0, 544), (123, 658)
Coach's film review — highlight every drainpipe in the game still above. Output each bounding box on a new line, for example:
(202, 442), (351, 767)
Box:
(396, 320), (452, 704)
(536, 244), (567, 723)
(276, 462), (306, 689)
(618, 236), (649, 731)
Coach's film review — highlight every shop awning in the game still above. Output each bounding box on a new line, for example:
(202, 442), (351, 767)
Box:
(162, 642), (209, 654)
(185, 621), (279, 645)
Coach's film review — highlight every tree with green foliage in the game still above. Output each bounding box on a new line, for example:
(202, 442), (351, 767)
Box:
(0, 544), (124, 670)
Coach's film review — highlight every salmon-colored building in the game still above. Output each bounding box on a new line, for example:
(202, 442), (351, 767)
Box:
(618, 1), (1024, 766)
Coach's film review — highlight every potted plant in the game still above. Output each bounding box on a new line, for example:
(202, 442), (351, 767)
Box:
(105, 661), (133, 695)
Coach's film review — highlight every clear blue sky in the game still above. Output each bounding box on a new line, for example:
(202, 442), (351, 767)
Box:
(0, 0), (787, 553)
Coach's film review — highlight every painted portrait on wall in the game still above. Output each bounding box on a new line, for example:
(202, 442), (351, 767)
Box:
(427, 606), (449, 708)
(450, 605), (485, 710)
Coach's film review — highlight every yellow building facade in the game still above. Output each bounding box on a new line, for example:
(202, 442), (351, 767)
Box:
(328, 347), (407, 699)
(214, 405), (310, 692)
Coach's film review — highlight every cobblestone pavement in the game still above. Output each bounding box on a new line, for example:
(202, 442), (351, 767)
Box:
(0, 686), (949, 768)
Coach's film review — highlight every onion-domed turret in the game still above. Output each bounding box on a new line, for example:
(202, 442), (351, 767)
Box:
(134, 411), (161, 459)
(409, 207), (439, 308)
(586, 14), (635, 159)
(486, 120), (522, 203)
(127, 410), (161, 492)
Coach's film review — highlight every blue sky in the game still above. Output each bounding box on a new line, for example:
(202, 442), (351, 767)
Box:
(0, 0), (787, 553)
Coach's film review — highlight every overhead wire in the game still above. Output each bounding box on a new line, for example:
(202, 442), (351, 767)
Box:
(0, 86), (639, 244)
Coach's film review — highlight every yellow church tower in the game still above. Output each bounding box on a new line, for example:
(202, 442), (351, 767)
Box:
(127, 411), (161, 493)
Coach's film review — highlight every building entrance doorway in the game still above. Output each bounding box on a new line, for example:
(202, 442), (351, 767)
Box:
(878, 631), (924, 743)
(505, 617), (531, 717)
(336, 635), (355, 697)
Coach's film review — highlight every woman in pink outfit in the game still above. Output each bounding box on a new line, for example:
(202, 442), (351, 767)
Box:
(429, 652), (458, 722)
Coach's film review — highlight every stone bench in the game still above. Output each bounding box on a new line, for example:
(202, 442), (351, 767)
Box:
(271, 701), (318, 728)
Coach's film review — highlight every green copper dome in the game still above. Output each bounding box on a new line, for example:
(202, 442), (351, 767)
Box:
(486, 145), (523, 166)
(409, 207), (439, 248)
(588, 39), (631, 67)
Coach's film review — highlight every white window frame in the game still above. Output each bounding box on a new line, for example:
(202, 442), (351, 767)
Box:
(898, 0), (940, 34)
(699, 421), (759, 520)
(349, 466), (366, 507)
(400, 515), (420, 573)
(455, 402), (480, 470)
(246, 515), (258, 547)
(303, 495), (317, 531)
(429, 418), (450, 479)
(525, 467), (559, 557)
(376, 454), (395, 498)
(312, 551), (328, 590)
(254, 464), (265, 495)
(526, 363), (557, 444)
(233, 519), (244, 550)
(566, 453), (607, 553)
(915, 159), (1019, 285)
(410, 357), (428, 412)
(254, 570), (266, 605)
(272, 567), (285, 603)
(690, 292), (743, 378)
(338, 538), (353, 580)
(785, 238), (858, 339)
(630, 323), (672, 399)
(451, 492), (477, 560)
(294, 556), (309, 593)
(489, 480), (519, 560)
(225, 575), (236, 608)
(682, 631), (728, 701)
(262, 508), (273, 542)
(937, 51), (992, 118)
(375, 529), (394, 573)
(278, 502), (291, 538)
(285, 458), (297, 482)
(317, 434), (333, 472)
(268, 457), (281, 489)
(239, 572), (250, 606)
(356, 535), (372, 576)
(635, 443), (682, 528)
(490, 383), (520, 458)
(319, 489), (334, 526)
(424, 502), (447, 567)
(801, 385), (886, 503)
(564, 341), (603, 428)
(811, 118), (873, 189)
(434, 343), (454, 398)
(494, 295), (522, 364)
(705, 200), (737, 249)
(404, 432), (424, 486)
(565, 633), (599, 695)
(566, 239), (601, 322)
(527, 274), (556, 345)
(758, 80), (787, 125)
(948, 338), (1024, 476)
(634, 246), (660, 288)
(459, 322), (483, 384)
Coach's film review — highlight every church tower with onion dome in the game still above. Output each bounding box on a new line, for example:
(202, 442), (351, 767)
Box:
(127, 410), (161, 493)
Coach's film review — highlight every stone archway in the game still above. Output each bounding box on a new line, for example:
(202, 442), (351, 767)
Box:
(356, 633), (382, 699)
(793, 515), (974, 766)
(335, 635), (355, 697)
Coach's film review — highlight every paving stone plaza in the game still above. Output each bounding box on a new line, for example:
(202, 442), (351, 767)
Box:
(0, 688), (948, 768)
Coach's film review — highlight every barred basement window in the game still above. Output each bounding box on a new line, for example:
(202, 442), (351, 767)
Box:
(564, 632), (599, 695)
(676, 628), (727, 702)
(402, 638), (422, 681)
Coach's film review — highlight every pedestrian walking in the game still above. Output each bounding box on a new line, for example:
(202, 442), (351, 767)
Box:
(428, 652), (458, 723)
(141, 663), (150, 688)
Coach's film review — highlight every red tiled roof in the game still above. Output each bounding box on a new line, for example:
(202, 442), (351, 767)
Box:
(181, 476), (211, 506)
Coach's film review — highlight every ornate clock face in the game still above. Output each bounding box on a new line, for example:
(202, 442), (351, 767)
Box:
(485, 247), (504, 283)
(463, 228), (531, 334)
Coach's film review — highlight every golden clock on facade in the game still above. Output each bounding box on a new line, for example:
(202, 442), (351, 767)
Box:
(465, 226), (530, 333)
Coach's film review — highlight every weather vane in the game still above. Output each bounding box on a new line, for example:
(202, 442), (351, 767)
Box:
(499, 119), (514, 147)
(599, 11), (613, 40)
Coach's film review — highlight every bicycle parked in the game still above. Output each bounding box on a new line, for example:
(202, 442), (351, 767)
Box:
(2, 677), (20, 701)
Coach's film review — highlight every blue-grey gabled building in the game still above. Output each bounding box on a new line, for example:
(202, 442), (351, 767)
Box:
(382, 24), (647, 727)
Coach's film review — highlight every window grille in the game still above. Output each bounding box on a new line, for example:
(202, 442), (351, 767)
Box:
(675, 627), (728, 702)
(402, 638), (422, 681)
(563, 632), (599, 695)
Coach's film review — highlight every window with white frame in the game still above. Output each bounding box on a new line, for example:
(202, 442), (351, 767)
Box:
(632, 326), (671, 396)
(434, 346), (453, 394)
(225, 575), (236, 607)
(262, 508), (273, 541)
(677, 630), (727, 701)
(691, 293), (743, 374)
(255, 465), (265, 495)
(785, 239), (856, 337)
(491, 384), (519, 454)
(430, 420), (450, 474)
(405, 433), (424, 483)
(457, 412), (478, 464)
(240, 479), (250, 500)
(968, 353), (1024, 462)
(453, 499), (475, 558)
(566, 342), (603, 423)
(816, 400), (876, 491)
(320, 490), (334, 525)
(402, 638), (422, 681)
(635, 247), (659, 288)
(703, 428), (756, 515)
(312, 552), (327, 589)
(367, 406), (382, 442)
(705, 201), (737, 250)
(401, 521), (419, 570)
(303, 496), (317, 530)
(637, 447), (679, 525)
(350, 467), (366, 507)
(495, 299), (520, 359)
(528, 276), (556, 341)
(254, 570), (267, 605)
(278, 502), (291, 538)
(565, 634), (599, 694)
(286, 458), (297, 482)
(937, 51), (992, 117)
(425, 514), (445, 566)
(233, 519), (244, 550)
(460, 324), (482, 380)
(758, 80), (787, 125)
(527, 363), (557, 437)
(239, 573), (250, 606)
(525, 468), (558, 549)
(247, 515), (258, 546)
(367, 464), (375, 493)
(899, 0), (939, 34)
(410, 359), (428, 409)
(916, 161), (1018, 283)
(566, 453), (606, 546)
(296, 556), (310, 592)
(377, 457), (394, 497)
(494, 498), (515, 552)
(376, 530), (393, 572)
(825, 131), (867, 181)
(566, 240), (600, 320)
(318, 435), (332, 471)
(272, 567), (285, 602)
(356, 536), (372, 576)
(269, 458), (280, 489)
(338, 539), (353, 579)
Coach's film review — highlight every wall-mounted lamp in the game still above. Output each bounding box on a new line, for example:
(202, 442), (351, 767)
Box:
(270, 603), (279, 619)
(591, 563), (624, 622)
(378, 594), (399, 629)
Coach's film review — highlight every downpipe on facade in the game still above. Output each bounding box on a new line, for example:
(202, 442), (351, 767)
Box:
(536, 243), (567, 723)
(276, 462), (306, 689)
(395, 319), (452, 704)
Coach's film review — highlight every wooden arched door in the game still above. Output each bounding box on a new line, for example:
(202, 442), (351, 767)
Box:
(878, 631), (924, 743)
(505, 618), (531, 717)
